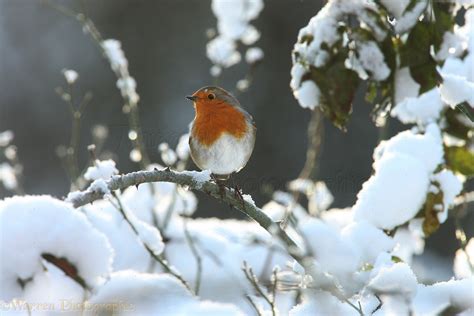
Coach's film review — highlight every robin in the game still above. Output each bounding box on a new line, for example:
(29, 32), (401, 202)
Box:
(186, 86), (256, 183)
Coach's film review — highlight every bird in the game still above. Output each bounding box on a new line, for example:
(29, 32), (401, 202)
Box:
(186, 86), (256, 182)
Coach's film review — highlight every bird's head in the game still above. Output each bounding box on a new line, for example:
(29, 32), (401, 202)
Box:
(186, 86), (240, 111)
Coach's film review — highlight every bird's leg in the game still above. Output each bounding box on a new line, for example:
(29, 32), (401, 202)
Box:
(211, 174), (226, 200)
(228, 175), (245, 209)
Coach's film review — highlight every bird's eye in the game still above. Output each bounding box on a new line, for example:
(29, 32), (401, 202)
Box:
(207, 93), (215, 100)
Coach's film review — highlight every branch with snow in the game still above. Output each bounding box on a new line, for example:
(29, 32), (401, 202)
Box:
(67, 168), (298, 251)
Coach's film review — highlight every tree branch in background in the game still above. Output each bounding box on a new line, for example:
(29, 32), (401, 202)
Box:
(299, 107), (324, 181)
(43, 0), (151, 168)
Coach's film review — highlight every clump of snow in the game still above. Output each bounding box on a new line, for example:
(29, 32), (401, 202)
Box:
(206, 36), (241, 68)
(354, 124), (443, 229)
(391, 88), (444, 125)
(293, 80), (320, 109)
(341, 221), (395, 264)
(392, 227), (425, 264)
(431, 170), (463, 222)
(84, 159), (119, 181)
(158, 142), (177, 166)
(101, 39), (140, 104)
(299, 218), (360, 292)
(62, 69), (79, 84)
(412, 277), (474, 315)
(245, 47), (264, 64)
(368, 255), (418, 296)
(90, 179), (111, 196)
(88, 271), (244, 315)
(0, 163), (17, 190)
(439, 73), (474, 108)
(353, 153), (430, 230)
(394, 0), (428, 34)
(356, 41), (390, 81)
(22, 261), (85, 313)
(379, 0), (410, 19)
(101, 39), (128, 72)
(175, 133), (190, 161)
(453, 238), (474, 279)
(207, 0), (264, 71)
(0, 130), (14, 147)
(116, 77), (139, 103)
(289, 290), (354, 316)
(0, 196), (113, 301)
(177, 170), (212, 189)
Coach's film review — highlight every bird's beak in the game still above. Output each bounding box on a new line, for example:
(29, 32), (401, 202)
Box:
(186, 95), (197, 101)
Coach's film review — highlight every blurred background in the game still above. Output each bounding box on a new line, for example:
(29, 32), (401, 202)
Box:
(0, 0), (471, 269)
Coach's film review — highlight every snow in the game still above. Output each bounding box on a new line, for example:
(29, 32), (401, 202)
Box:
(207, 0), (264, 69)
(293, 80), (320, 109)
(89, 179), (111, 197)
(101, 39), (128, 72)
(341, 221), (394, 264)
(158, 142), (177, 166)
(0, 130), (14, 147)
(394, 0), (427, 34)
(289, 290), (355, 316)
(62, 69), (79, 84)
(356, 41), (390, 81)
(379, 0), (410, 19)
(439, 73), (474, 108)
(431, 170), (463, 223)
(84, 159), (119, 181)
(354, 124), (445, 229)
(211, 0), (263, 39)
(368, 254), (418, 296)
(88, 271), (244, 315)
(454, 238), (474, 279)
(299, 218), (360, 292)
(178, 169), (212, 189)
(176, 133), (190, 160)
(435, 31), (465, 61)
(116, 77), (139, 103)
(412, 277), (474, 315)
(245, 47), (264, 64)
(206, 36), (241, 67)
(0, 196), (113, 301)
(391, 88), (444, 125)
(22, 261), (85, 314)
(392, 227), (425, 264)
(0, 163), (17, 190)
(353, 153), (430, 230)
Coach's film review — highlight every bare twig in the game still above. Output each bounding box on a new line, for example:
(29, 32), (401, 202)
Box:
(44, 0), (151, 168)
(109, 191), (192, 293)
(246, 295), (263, 316)
(242, 261), (276, 316)
(183, 218), (203, 295)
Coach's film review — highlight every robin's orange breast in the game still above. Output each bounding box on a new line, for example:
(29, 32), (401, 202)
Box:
(192, 102), (247, 147)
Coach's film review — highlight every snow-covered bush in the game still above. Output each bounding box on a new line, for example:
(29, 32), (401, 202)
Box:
(1, 0), (473, 315)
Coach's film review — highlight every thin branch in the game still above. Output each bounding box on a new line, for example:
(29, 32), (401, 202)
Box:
(246, 295), (263, 316)
(109, 191), (192, 293)
(183, 217), (203, 295)
(242, 261), (276, 316)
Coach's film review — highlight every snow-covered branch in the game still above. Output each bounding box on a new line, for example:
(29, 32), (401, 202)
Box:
(67, 168), (298, 250)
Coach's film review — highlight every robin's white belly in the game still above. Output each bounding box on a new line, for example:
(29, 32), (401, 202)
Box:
(190, 130), (255, 176)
